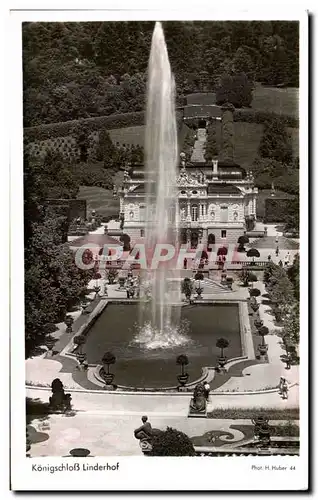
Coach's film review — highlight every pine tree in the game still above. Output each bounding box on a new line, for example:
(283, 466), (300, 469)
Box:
(259, 118), (293, 164)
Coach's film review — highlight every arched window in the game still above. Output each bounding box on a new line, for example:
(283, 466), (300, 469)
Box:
(191, 204), (198, 221)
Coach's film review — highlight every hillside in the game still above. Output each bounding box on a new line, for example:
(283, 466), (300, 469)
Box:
(23, 21), (299, 127)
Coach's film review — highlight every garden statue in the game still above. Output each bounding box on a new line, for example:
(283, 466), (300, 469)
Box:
(134, 416), (163, 453)
(49, 378), (72, 412)
(189, 382), (206, 413)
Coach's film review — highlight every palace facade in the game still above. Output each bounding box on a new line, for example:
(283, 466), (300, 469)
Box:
(119, 157), (258, 249)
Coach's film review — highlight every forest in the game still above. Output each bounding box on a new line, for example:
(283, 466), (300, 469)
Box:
(23, 21), (299, 127)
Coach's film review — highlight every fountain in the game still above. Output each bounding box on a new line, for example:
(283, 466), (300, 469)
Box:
(137, 21), (183, 348)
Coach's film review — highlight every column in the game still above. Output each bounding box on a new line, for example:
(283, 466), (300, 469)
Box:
(187, 200), (191, 219)
(253, 196), (257, 216)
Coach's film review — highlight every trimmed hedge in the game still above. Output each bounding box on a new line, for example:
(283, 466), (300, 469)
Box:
(233, 109), (298, 128)
(24, 112), (146, 142)
(24, 110), (184, 143)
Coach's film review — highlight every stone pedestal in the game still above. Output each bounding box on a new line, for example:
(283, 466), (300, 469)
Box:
(188, 402), (207, 418)
(178, 386), (188, 393)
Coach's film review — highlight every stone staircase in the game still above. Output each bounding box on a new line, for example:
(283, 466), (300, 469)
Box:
(196, 277), (232, 294)
(190, 128), (207, 163)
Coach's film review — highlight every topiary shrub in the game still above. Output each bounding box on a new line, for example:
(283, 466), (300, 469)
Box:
(150, 427), (195, 456)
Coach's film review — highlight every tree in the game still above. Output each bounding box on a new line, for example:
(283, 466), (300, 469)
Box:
(263, 261), (277, 285)
(119, 233), (131, 251)
(150, 427), (195, 456)
(237, 234), (249, 252)
(176, 354), (189, 376)
(267, 266), (294, 320)
(216, 338), (229, 357)
(25, 214), (93, 356)
(287, 253), (300, 301)
(96, 128), (118, 164)
(259, 118), (293, 165)
(283, 197), (299, 234)
(181, 277), (193, 300)
(216, 73), (253, 108)
(102, 352), (116, 374)
(73, 335), (86, 354)
(281, 303), (300, 347)
(240, 270), (257, 287)
(220, 103), (235, 162)
(232, 46), (255, 80)
(204, 124), (219, 161)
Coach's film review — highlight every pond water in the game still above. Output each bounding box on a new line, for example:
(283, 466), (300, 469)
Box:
(84, 303), (242, 388)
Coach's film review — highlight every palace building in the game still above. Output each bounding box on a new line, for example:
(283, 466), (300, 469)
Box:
(119, 104), (258, 249)
(119, 157), (257, 249)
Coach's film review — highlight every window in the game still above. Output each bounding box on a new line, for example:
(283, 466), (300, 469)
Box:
(192, 190), (198, 195)
(191, 204), (198, 221)
(181, 190), (186, 195)
(140, 229), (145, 237)
(221, 230), (227, 238)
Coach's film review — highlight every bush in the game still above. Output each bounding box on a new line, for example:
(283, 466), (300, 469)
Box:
(150, 427), (195, 456)
(216, 73), (253, 108)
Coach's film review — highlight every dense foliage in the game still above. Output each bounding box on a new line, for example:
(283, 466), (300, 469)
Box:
(150, 427), (195, 456)
(263, 258), (299, 363)
(251, 113), (299, 198)
(24, 152), (94, 356)
(204, 122), (219, 161)
(259, 117), (293, 164)
(23, 21), (299, 127)
(216, 73), (253, 108)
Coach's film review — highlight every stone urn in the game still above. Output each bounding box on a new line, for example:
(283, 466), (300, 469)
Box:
(81, 302), (89, 314)
(94, 285), (101, 297)
(254, 319), (264, 330)
(76, 352), (86, 365)
(102, 371), (115, 386)
(177, 373), (189, 387)
(221, 272), (227, 285)
(195, 280), (203, 299)
(64, 315), (74, 333)
(258, 343), (268, 356)
(218, 356), (227, 370)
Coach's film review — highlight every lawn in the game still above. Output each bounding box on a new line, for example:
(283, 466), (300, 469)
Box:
(186, 85), (299, 117)
(77, 171), (123, 218)
(251, 85), (299, 117)
(109, 126), (145, 147)
(233, 123), (299, 169)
